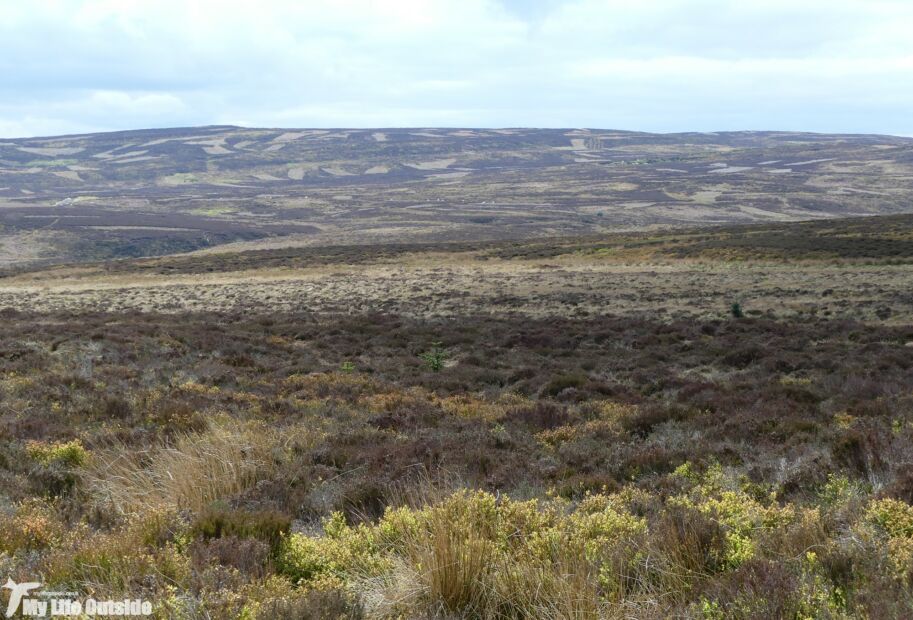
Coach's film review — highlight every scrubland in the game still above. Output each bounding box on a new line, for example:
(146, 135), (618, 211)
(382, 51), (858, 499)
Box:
(1, 215), (913, 618)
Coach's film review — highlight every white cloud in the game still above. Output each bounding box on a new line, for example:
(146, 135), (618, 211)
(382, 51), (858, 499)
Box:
(0, 0), (911, 136)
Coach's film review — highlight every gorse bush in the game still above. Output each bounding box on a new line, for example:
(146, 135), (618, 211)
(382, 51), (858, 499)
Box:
(26, 439), (88, 467)
(265, 480), (913, 618)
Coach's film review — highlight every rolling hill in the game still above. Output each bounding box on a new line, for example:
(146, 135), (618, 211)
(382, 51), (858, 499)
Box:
(1, 126), (912, 266)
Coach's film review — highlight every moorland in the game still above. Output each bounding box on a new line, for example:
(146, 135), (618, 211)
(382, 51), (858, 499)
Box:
(0, 127), (913, 620)
(0, 208), (912, 618)
(1, 127), (913, 266)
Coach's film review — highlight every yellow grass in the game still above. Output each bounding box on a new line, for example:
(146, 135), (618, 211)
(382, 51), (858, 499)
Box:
(87, 421), (279, 514)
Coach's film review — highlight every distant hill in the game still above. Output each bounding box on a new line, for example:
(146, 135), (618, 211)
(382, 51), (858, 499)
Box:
(1, 126), (911, 266)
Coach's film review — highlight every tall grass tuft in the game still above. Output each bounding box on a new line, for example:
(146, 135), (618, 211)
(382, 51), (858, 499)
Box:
(87, 421), (279, 514)
(493, 540), (604, 619)
(408, 509), (494, 614)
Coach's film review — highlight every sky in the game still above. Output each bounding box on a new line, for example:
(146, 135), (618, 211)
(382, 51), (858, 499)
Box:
(1, 0), (912, 138)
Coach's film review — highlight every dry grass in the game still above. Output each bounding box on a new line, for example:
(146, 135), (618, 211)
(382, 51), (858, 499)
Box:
(3, 212), (913, 322)
(87, 420), (281, 515)
(409, 511), (495, 615)
(493, 545), (606, 620)
(1, 253), (911, 323)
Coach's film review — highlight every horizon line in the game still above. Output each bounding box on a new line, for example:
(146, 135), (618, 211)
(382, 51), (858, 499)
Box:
(6, 124), (913, 142)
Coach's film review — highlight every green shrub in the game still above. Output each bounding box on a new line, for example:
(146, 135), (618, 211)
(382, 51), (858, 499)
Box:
(419, 342), (447, 372)
(26, 439), (88, 467)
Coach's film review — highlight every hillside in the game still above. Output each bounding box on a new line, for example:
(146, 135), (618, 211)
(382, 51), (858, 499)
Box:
(1, 127), (912, 266)
(1, 213), (912, 617)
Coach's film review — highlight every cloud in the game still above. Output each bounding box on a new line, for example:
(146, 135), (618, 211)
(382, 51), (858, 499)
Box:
(0, 0), (911, 136)
(540, 0), (913, 58)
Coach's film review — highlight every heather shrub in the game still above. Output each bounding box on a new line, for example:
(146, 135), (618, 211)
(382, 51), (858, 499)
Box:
(42, 518), (191, 599)
(0, 498), (67, 554)
(541, 372), (588, 397)
(0, 296), (911, 615)
(190, 535), (273, 579)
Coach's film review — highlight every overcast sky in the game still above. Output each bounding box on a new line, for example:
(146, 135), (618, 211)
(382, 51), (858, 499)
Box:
(2, 0), (911, 138)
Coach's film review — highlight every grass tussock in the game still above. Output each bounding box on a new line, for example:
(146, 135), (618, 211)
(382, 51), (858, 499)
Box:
(87, 420), (282, 514)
